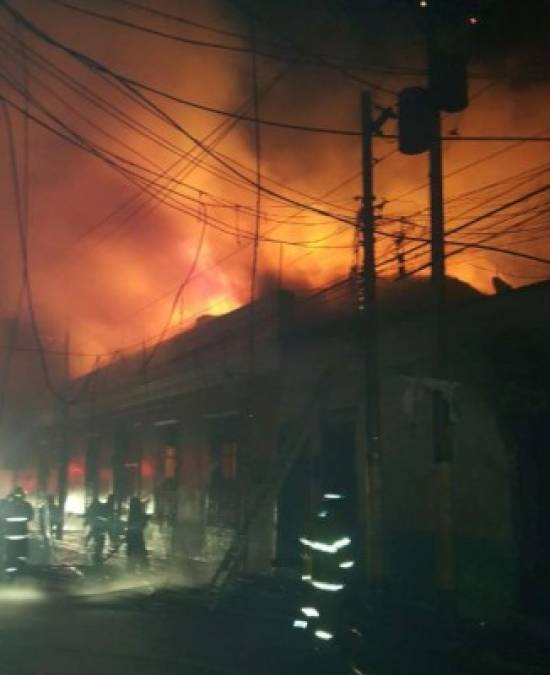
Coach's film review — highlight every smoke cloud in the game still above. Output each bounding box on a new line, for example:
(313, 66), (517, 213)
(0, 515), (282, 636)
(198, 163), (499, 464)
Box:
(0, 0), (547, 396)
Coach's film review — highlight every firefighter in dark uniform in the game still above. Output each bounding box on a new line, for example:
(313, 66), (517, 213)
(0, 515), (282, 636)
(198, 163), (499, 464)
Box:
(85, 498), (108, 564)
(2, 486), (34, 576)
(294, 493), (355, 644)
(126, 497), (148, 572)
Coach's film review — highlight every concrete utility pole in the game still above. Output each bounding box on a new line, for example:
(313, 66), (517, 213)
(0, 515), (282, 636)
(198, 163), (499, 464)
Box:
(427, 41), (455, 617)
(361, 91), (385, 594)
(395, 1), (469, 617)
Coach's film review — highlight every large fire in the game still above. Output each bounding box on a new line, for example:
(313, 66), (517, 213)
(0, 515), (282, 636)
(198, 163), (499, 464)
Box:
(0, 0), (548, 379)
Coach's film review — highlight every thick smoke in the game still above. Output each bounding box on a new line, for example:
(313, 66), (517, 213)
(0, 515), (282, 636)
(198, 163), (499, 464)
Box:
(0, 0), (548, 394)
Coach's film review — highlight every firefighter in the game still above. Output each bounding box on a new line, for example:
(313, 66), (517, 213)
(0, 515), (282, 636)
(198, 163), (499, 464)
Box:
(85, 498), (108, 564)
(47, 494), (62, 540)
(38, 495), (59, 543)
(293, 492), (355, 644)
(126, 497), (148, 572)
(38, 498), (50, 545)
(2, 486), (34, 576)
(105, 494), (119, 552)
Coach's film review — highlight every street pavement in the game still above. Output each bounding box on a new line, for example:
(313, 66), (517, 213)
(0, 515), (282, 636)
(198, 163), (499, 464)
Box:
(0, 567), (549, 675)
(2, 524), (550, 675)
(41, 514), (171, 568)
(0, 523), (305, 675)
(0, 586), (285, 675)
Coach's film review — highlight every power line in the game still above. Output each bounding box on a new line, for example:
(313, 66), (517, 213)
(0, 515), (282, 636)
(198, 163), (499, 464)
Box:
(56, 0), (550, 84)
(379, 133), (550, 143)
(248, 18), (262, 387)
(0, 17), (365, 220)
(383, 185), (550, 273)
(44, 0), (397, 97)
(389, 201), (550, 236)
(94, 202), (548, 357)
(116, 173), (368, 326)
(377, 161), (550, 275)
(3, 1), (548, 370)
(388, 186), (550, 278)
(377, 227), (550, 266)
(395, 162), (550, 225)
(4, 15), (364, 137)
(113, 167), (550, 333)
(112, 0), (276, 46)
(105, 74), (365, 136)
(0, 26), (29, 425)
(0, 82), (335, 246)
(143, 207), (209, 367)
(0, 20), (356, 218)
(223, 0), (397, 97)
(0, 88), (356, 255)
(30, 7), (549, 144)
(43, 0), (286, 60)
(386, 124), (550, 207)
(6, 53), (547, 321)
(1, 100), (73, 404)
(0, 8), (360, 228)
(0, 42), (165, 171)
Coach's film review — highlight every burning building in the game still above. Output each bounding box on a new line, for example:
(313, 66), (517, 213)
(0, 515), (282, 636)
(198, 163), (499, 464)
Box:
(16, 275), (550, 620)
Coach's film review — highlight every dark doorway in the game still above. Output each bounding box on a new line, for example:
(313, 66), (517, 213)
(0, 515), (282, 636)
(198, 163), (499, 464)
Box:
(275, 410), (358, 565)
(276, 436), (312, 565)
(154, 423), (181, 528)
(206, 413), (241, 529)
(515, 411), (550, 617)
(320, 410), (357, 523)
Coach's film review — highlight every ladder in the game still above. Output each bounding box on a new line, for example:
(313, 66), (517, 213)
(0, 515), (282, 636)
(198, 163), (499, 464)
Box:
(206, 368), (334, 608)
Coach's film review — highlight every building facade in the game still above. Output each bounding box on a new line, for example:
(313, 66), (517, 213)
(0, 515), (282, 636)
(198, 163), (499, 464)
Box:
(20, 278), (550, 620)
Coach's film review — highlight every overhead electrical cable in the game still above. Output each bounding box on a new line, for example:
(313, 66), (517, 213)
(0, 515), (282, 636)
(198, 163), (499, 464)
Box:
(383, 187), (550, 278)
(376, 228), (550, 266)
(1, 97), (355, 256)
(49, 0), (550, 83)
(143, 205), (209, 367)
(116, 171), (371, 327)
(0, 26), (29, 425)
(0, 18), (362, 217)
(45, 0), (396, 96)
(0, 9), (359, 227)
(222, 0), (397, 97)
(25, 8), (550, 144)
(247, 16), (262, 390)
(43, 0), (299, 61)
(386, 125), (550, 206)
(112, 0), (283, 46)
(1, 101), (75, 404)
(0, 81), (357, 252)
(377, 185), (550, 273)
(387, 201), (550, 236)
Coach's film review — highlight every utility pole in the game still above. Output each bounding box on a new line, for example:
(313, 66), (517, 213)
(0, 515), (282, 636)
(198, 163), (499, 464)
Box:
(428, 40), (455, 617)
(361, 90), (384, 595)
(395, 2), (469, 619)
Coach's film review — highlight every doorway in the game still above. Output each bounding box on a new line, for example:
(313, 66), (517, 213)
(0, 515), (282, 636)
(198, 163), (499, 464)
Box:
(515, 411), (550, 617)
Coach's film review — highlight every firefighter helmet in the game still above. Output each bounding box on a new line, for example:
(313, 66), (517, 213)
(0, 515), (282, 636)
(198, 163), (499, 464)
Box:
(10, 486), (26, 500)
